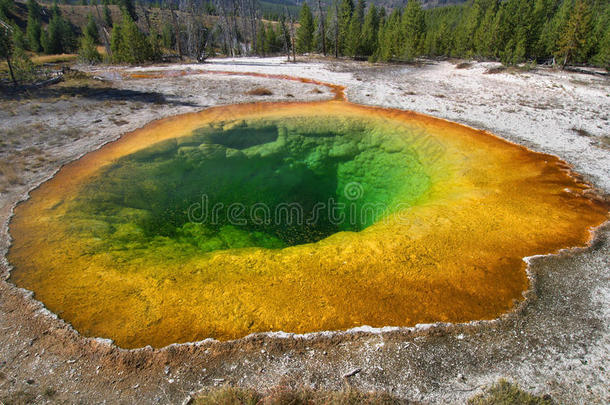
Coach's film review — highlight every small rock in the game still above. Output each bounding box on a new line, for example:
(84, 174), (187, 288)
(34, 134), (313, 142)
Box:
(164, 366), (170, 375)
(168, 378), (175, 384)
(343, 368), (361, 378)
(26, 379), (34, 385)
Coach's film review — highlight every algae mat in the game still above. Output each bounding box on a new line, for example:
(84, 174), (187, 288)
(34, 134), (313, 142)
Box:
(8, 101), (608, 348)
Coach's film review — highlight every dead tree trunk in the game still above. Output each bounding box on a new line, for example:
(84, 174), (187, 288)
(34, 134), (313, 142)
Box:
(94, 4), (111, 57)
(169, 0), (183, 59)
(317, 0), (326, 56)
(334, 1), (339, 58)
(280, 14), (290, 62)
(288, 10), (296, 63)
(6, 53), (16, 85)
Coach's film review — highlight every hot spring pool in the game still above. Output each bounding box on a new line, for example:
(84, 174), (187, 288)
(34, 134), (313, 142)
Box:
(8, 100), (608, 348)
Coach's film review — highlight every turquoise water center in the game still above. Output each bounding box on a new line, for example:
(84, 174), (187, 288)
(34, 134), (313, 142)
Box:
(67, 116), (431, 254)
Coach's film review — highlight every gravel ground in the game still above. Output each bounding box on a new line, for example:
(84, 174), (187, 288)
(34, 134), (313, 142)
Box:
(0, 58), (608, 404)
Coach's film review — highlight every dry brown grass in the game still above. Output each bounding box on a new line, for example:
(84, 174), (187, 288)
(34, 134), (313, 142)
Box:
(0, 159), (24, 187)
(193, 385), (406, 405)
(246, 87), (274, 96)
(484, 66), (507, 74)
(192, 380), (555, 405)
(456, 62), (472, 69)
(468, 379), (554, 405)
(31, 54), (78, 65)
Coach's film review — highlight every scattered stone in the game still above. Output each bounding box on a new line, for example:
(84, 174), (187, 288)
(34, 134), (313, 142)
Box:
(343, 368), (361, 378)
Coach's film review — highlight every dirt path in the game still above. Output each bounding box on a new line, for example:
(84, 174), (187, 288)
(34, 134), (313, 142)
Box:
(0, 59), (608, 404)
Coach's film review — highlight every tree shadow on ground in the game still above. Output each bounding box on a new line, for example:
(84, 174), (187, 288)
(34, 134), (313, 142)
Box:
(0, 85), (200, 108)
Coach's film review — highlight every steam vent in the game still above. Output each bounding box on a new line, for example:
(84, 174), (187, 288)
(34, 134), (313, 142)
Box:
(8, 100), (608, 348)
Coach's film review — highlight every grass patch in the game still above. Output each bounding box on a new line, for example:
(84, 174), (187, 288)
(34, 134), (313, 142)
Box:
(193, 385), (406, 405)
(468, 379), (554, 405)
(31, 53), (78, 65)
(456, 62), (472, 69)
(193, 380), (554, 405)
(246, 87), (273, 96)
(485, 66), (506, 74)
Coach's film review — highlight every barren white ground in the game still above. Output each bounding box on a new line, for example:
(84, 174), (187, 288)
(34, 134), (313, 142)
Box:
(0, 57), (608, 404)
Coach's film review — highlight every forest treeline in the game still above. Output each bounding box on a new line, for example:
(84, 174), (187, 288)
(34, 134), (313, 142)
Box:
(1, 0), (609, 85)
(298, 0), (609, 67)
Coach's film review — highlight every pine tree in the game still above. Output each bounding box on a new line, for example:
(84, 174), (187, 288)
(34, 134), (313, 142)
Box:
(455, 0), (484, 57)
(44, 13), (63, 54)
(42, 3), (76, 54)
(590, 1), (609, 67)
(26, 0), (41, 52)
(312, 15), (320, 51)
(11, 45), (36, 82)
(85, 13), (99, 44)
(296, 1), (314, 53)
(473, 0), (498, 58)
(255, 22), (266, 55)
(110, 21), (121, 58)
(103, 4), (113, 28)
(26, 16), (41, 52)
(78, 30), (102, 63)
(361, 4), (379, 59)
(557, 0), (593, 66)
(314, 0), (326, 55)
(264, 24), (278, 54)
(112, 13), (151, 63)
(338, 0), (353, 55)
(595, 24), (609, 70)
(531, 0), (557, 59)
(0, 23), (16, 84)
(401, 0), (425, 60)
(0, 0), (14, 21)
(148, 30), (162, 62)
(375, 8), (400, 61)
(119, 0), (137, 22)
(12, 21), (26, 50)
(60, 14), (77, 52)
(161, 22), (174, 50)
(539, 0), (573, 62)
(345, 0), (365, 58)
(325, 1), (338, 57)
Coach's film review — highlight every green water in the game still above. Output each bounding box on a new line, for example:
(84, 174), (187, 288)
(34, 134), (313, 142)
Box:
(66, 117), (431, 254)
